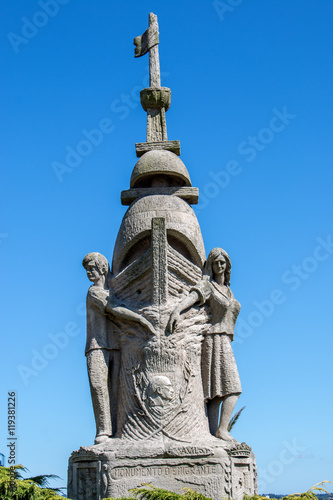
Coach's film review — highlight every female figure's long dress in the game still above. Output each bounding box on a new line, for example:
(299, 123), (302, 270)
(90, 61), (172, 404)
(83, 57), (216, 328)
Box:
(192, 278), (242, 400)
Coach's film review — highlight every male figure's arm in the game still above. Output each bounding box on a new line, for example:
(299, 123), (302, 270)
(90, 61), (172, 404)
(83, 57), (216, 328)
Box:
(106, 296), (155, 334)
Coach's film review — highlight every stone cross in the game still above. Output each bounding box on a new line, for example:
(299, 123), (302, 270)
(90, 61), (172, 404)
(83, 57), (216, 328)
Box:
(134, 12), (160, 87)
(147, 13), (161, 88)
(134, 13), (170, 143)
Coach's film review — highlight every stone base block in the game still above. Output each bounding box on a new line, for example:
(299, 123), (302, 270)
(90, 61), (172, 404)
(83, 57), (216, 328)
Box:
(135, 140), (181, 157)
(68, 439), (257, 500)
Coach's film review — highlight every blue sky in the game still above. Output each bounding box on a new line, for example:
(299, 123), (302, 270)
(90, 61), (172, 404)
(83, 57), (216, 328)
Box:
(1, 0), (332, 496)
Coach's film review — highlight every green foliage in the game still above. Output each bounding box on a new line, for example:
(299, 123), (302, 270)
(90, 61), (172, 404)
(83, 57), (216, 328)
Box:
(102, 496), (137, 500)
(102, 484), (213, 500)
(0, 465), (66, 500)
(130, 483), (184, 500)
(181, 488), (213, 500)
(102, 481), (332, 500)
(243, 481), (332, 500)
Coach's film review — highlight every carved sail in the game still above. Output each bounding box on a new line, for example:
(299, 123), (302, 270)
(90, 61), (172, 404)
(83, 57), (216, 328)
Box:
(111, 238), (202, 306)
(110, 248), (152, 304)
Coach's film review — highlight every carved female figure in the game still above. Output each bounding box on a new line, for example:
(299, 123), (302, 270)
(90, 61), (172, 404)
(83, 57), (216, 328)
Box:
(167, 247), (242, 441)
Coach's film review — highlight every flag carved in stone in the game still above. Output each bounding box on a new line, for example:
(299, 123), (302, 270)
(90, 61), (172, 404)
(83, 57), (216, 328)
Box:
(134, 23), (159, 57)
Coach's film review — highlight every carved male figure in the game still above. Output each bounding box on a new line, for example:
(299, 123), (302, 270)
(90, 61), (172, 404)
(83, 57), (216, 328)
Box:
(83, 252), (120, 444)
(147, 375), (175, 407)
(83, 252), (156, 444)
(167, 247), (241, 441)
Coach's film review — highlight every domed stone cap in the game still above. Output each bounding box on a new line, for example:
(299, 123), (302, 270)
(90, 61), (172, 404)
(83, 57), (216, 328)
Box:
(130, 150), (192, 188)
(112, 195), (205, 274)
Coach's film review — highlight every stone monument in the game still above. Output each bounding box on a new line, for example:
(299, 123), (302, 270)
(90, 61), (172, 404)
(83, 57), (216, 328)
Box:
(68, 13), (257, 500)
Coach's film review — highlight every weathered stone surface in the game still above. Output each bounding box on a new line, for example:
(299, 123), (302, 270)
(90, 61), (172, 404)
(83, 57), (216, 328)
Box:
(135, 140), (181, 157)
(82, 252), (156, 444)
(141, 87), (171, 112)
(167, 248), (242, 441)
(68, 441), (257, 500)
(68, 12), (257, 500)
(73, 241), (257, 499)
(134, 13), (159, 59)
(134, 14), (167, 142)
(152, 217), (168, 305)
(130, 150), (191, 188)
(121, 186), (199, 206)
(112, 194), (206, 273)
(109, 235), (202, 307)
(82, 252), (120, 443)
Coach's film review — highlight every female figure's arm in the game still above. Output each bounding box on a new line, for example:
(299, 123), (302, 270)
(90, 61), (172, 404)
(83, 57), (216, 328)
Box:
(166, 290), (200, 334)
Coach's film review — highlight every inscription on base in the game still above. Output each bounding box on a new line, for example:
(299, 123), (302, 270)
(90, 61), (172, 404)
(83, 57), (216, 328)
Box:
(111, 463), (220, 480)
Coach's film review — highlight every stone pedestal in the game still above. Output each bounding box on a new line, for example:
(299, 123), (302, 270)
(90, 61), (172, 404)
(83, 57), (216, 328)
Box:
(68, 439), (257, 500)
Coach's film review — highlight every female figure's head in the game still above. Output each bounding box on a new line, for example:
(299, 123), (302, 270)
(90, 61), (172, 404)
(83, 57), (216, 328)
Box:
(204, 247), (231, 286)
